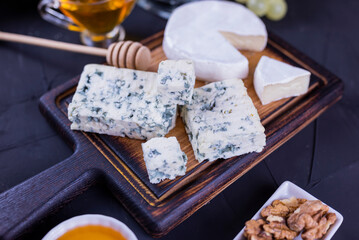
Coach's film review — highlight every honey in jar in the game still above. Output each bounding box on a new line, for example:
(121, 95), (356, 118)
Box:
(59, 0), (136, 34)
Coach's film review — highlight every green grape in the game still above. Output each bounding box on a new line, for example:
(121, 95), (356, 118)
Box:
(236, 0), (248, 4)
(267, 0), (287, 21)
(246, 0), (269, 17)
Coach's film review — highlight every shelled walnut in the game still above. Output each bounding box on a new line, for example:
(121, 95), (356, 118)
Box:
(244, 219), (272, 240)
(261, 197), (307, 218)
(263, 222), (298, 240)
(266, 215), (286, 223)
(301, 213), (337, 240)
(287, 200), (329, 232)
(243, 198), (336, 240)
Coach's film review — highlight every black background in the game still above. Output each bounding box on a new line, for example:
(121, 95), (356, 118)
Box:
(0, 0), (358, 239)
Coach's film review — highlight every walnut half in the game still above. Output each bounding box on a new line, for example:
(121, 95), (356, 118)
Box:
(301, 213), (337, 240)
(261, 197), (307, 218)
(263, 222), (298, 240)
(244, 219), (273, 240)
(287, 200), (329, 232)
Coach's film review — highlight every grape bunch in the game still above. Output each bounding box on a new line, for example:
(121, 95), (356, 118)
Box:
(236, 0), (288, 21)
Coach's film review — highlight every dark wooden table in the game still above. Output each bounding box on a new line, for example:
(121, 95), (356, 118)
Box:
(0, 0), (358, 239)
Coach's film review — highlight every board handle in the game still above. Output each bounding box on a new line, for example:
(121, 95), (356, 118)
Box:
(0, 152), (100, 240)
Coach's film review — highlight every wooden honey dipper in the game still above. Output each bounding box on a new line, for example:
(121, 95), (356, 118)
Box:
(0, 31), (152, 71)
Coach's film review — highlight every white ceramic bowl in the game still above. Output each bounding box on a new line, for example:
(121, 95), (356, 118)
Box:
(42, 214), (137, 240)
(233, 181), (343, 240)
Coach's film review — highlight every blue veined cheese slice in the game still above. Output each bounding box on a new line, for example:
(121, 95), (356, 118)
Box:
(157, 60), (195, 105)
(142, 137), (188, 184)
(68, 64), (177, 140)
(181, 79), (266, 162)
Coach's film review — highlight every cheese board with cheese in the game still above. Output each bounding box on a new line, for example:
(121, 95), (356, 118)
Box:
(0, 29), (343, 239)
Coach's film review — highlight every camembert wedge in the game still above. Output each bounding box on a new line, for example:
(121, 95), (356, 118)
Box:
(254, 56), (311, 105)
(163, 1), (267, 82)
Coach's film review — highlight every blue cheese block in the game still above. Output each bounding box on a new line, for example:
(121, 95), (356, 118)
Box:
(68, 64), (177, 140)
(157, 60), (195, 105)
(142, 137), (188, 184)
(181, 79), (266, 162)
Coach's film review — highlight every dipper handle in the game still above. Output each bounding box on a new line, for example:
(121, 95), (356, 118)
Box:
(0, 31), (151, 70)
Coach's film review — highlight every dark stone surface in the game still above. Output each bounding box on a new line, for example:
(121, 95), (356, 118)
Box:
(0, 0), (358, 239)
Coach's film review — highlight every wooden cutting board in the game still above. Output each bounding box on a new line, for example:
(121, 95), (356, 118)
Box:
(0, 31), (343, 239)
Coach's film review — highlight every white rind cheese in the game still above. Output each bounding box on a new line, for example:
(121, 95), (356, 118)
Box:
(181, 79), (266, 162)
(68, 64), (177, 140)
(163, 0), (267, 82)
(254, 56), (311, 105)
(157, 60), (196, 105)
(142, 137), (188, 184)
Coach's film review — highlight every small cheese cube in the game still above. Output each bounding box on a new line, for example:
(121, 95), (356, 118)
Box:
(142, 137), (188, 184)
(157, 60), (195, 105)
(254, 56), (311, 105)
(68, 64), (177, 140)
(181, 79), (266, 162)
